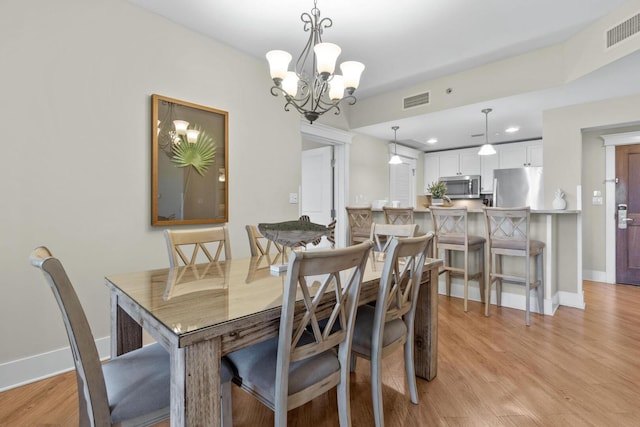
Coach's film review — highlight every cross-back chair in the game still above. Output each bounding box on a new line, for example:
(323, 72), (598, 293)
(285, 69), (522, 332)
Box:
(246, 224), (286, 257)
(227, 240), (374, 427)
(370, 222), (418, 262)
(351, 232), (434, 427)
(346, 206), (373, 246)
(164, 225), (231, 267)
(382, 206), (415, 225)
(430, 207), (485, 312)
(483, 207), (545, 326)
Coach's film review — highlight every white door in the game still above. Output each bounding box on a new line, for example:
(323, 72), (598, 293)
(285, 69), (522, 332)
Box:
(390, 158), (416, 207)
(301, 146), (334, 249)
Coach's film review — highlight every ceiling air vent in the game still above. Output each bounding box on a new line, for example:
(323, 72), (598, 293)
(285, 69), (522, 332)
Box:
(403, 91), (430, 110)
(606, 12), (640, 48)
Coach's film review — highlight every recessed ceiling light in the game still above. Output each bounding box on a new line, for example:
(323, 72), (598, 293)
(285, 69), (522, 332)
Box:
(505, 126), (520, 133)
(426, 138), (438, 144)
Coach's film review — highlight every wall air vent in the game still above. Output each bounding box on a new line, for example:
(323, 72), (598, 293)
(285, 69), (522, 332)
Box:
(403, 91), (430, 110)
(606, 12), (640, 48)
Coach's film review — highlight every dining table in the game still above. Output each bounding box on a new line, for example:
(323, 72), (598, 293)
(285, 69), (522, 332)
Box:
(105, 253), (443, 427)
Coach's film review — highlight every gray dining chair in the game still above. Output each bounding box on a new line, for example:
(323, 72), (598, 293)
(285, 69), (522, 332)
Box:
(30, 246), (235, 426)
(164, 225), (231, 267)
(350, 232), (434, 427)
(226, 240), (374, 427)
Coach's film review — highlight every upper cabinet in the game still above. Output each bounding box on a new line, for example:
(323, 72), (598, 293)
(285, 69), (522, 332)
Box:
(424, 140), (543, 194)
(424, 148), (480, 192)
(498, 140), (543, 168)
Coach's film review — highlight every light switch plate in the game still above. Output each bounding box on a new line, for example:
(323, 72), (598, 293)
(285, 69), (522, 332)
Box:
(289, 192), (298, 204)
(592, 196), (603, 205)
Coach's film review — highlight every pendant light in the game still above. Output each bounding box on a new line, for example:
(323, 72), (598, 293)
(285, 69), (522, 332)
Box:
(478, 108), (497, 156)
(389, 126), (402, 165)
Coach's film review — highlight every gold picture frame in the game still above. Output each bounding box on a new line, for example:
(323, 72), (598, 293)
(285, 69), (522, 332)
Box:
(151, 94), (228, 226)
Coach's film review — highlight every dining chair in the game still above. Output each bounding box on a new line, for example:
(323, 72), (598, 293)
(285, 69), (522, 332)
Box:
(382, 206), (415, 225)
(246, 224), (285, 257)
(430, 206), (485, 312)
(30, 247), (236, 427)
(226, 240), (374, 427)
(370, 222), (418, 262)
(346, 206), (373, 246)
(483, 207), (545, 326)
(350, 232), (434, 427)
(164, 225), (231, 267)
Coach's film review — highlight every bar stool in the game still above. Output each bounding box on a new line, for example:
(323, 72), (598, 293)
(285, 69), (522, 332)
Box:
(430, 207), (485, 312)
(483, 207), (544, 326)
(383, 206), (414, 225)
(346, 206), (373, 246)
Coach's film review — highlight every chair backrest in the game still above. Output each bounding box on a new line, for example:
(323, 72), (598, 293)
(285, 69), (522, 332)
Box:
(483, 206), (531, 256)
(430, 207), (469, 248)
(245, 224), (284, 257)
(164, 226), (231, 267)
(375, 233), (434, 330)
(370, 222), (418, 258)
(275, 241), (373, 403)
(346, 206), (373, 234)
(383, 206), (415, 225)
(30, 247), (111, 426)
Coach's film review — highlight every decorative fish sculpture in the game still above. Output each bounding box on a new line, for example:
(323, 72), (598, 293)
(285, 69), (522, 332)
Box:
(258, 216), (336, 248)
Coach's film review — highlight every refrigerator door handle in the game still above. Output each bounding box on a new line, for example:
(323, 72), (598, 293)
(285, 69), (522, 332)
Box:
(492, 178), (497, 207)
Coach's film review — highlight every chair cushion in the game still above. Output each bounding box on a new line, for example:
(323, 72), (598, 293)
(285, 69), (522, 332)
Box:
(491, 239), (545, 252)
(351, 305), (407, 357)
(226, 331), (340, 402)
(438, 234), (486, 246)
(104, 343), (233, 424)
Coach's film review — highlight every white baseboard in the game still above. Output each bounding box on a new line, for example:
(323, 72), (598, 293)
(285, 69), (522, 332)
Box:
(582, 269), (608, 283)
(438, 277), (584, 315)
(0, 336), (110, 392)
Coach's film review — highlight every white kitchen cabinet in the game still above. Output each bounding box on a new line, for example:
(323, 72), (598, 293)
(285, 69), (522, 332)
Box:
(499, 140), (543, 168)
(426, 147), (480, 180)
(424, 155), (439, 192)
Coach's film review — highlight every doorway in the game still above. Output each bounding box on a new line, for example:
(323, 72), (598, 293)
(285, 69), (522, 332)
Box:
(615, 144), (640, 284)
(602, 132), (640, 284)
(300, 122), (353, 248)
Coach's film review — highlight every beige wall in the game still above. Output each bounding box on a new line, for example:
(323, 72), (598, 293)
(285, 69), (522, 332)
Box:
(348, 133), (390, 205)
(0, 0), (301, 364)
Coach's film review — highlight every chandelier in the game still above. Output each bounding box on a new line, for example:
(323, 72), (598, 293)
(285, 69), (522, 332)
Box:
(265, 0), (365, 124)
(477, 108), (497, 156)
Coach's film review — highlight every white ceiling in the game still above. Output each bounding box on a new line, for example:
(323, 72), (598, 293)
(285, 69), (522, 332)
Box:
(128, 0), (640, 151)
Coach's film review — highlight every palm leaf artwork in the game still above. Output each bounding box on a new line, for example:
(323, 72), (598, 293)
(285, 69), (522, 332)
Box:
(171, 125), (216, 176)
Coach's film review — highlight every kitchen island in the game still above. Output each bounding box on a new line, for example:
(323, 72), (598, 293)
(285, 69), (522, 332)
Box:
(372, 206), (583, 316)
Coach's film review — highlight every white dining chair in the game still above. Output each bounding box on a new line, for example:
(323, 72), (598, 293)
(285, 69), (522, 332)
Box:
(164, 225), (231, 267)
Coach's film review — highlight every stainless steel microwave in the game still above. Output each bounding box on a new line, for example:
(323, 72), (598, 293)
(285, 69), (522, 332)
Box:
(438, 175), (481, 199)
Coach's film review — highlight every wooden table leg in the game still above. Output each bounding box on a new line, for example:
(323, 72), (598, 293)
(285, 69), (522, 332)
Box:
(171, 337), (222, 426)
(110, 290), (142, 357)
(414, 263), (439, 380)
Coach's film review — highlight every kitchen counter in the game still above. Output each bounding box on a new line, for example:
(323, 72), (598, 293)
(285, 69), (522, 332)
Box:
(370, 206), (582, 316)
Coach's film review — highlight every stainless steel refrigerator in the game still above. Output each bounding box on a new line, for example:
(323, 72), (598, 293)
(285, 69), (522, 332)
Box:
(492, 167), (544, 209)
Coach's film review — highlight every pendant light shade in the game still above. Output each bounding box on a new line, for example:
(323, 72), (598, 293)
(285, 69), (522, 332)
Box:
(389, 126), (402, 165)
(478, 108), (497, 156)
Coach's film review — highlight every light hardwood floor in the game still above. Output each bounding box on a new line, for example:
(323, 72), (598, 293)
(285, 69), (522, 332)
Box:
(2, 280), (639, 426)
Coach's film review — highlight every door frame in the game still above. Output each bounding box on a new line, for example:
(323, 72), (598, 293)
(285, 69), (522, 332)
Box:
(601, 131), (640, 283)
(301, 121), (354, 248)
